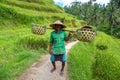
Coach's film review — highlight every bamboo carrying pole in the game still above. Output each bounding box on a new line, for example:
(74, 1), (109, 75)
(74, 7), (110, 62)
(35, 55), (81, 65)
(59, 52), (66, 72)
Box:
(46, 27), (76, 32)
(31, 23), (97, 42)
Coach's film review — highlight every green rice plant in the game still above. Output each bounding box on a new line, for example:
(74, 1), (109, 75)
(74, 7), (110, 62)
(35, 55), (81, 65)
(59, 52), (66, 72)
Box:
(0, 3), (76, 25)
(0, 1), (79, 27)
(92, 52), (120, 80)
(17, 0), (45, 4)
(6, 0), (63, 13)
(0, 46), (47, 80)
(17, 35), (49, 50)
(68, 31), (120, 80)
(17, 0), (54, 5)
(0, 0), (88, 80)
(0, 3), (45, 24)
(114, 39), (120, 48)
(0, 0), (7, 3)
(68, 42), (95, 80)
(92, 32), (120, 80)
(0, 26), (50, 80)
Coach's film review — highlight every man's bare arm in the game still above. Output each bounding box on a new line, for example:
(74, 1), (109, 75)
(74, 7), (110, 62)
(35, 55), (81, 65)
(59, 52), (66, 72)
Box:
(65, 31), (73, 41)
(49, 42), (53, 55)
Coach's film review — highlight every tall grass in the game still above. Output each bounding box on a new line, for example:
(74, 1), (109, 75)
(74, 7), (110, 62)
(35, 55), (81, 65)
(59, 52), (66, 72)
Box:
(17, 35), (49, 50)
(17, 0), (54, 5)
(68, 42), (95, 80)
(6, 0), (63, 13)
(0, 0), (88, 80)
(0, 26), (51, 80)
(68, 32), (120, 80)
(0, 2), (80, 27)
(93, 32), (120, 80)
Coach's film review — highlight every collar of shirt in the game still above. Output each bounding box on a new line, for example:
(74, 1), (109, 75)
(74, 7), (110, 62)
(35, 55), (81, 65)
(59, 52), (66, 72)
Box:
(55, 30), (63, 34)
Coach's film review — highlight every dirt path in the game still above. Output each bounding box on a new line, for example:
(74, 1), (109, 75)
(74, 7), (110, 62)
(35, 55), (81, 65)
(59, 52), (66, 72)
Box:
(18, 41), (78, 80)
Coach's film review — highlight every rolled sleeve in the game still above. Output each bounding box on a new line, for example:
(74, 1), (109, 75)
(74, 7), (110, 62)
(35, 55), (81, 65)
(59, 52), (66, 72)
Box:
(64, 32), (67, 40)
(50, 33), (53, 42)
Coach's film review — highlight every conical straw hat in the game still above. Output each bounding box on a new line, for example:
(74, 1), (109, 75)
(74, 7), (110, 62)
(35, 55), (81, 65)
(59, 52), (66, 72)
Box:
(50, 20), (66, 28)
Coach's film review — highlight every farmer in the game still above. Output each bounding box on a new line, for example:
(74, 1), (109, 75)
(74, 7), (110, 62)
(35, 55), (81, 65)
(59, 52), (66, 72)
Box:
(49, 20), (72, 75)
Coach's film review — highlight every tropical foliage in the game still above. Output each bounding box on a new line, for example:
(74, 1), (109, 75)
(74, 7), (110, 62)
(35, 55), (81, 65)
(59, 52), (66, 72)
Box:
(64, 0), (120, 38)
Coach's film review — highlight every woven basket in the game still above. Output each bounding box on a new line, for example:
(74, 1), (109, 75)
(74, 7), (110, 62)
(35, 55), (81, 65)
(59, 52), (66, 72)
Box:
(76, 26), (96, 42)
(32, 24), (46, 35)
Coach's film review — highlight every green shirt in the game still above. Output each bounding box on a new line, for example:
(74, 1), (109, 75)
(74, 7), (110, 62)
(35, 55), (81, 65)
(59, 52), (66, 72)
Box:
(50, 30), (67, 54)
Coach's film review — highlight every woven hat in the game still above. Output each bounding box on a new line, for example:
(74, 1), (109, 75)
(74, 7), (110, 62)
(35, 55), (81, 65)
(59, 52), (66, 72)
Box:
(50, 20), (66, 28)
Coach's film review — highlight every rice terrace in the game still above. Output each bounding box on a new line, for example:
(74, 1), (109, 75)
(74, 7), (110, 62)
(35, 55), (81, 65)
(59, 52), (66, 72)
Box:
(0, 0), (120, 80)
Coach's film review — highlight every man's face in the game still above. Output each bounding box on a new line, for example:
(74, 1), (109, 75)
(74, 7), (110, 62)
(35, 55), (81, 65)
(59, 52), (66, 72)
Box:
(55, 25), (62, 31)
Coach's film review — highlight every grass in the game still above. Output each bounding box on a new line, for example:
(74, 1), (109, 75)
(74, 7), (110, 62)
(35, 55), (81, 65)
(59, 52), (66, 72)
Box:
(115, 39), (120, 48)
(0, 0), (82, 80)
(17, 0), (54, 5)
(68, 42), (95, 80)
(5, 0), (63, 13)
(0, 24), (78, 80)
(68, 32), (120, 80)
(0, 26), (51, 80)
(1, 0), (120, 80)
(0, 1), (80, 27)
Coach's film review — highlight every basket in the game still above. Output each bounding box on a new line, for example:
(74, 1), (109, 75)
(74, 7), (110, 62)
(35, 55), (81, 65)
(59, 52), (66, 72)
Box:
(76, 26), (96, 42)
(32, 24), (46, 35)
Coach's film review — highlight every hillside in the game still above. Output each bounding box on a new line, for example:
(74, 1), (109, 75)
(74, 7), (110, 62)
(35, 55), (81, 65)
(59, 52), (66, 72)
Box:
(0, 0), (120, 80)
(0, 0), (84, 29)
(0, 0), (83, 80)
(68, 32), (120, 80)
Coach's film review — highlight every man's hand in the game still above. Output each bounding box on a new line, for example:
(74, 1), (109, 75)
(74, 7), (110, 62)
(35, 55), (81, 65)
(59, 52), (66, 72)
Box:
(65, 30), (75, 41)
(69, 30), (75, 35)
(67, 30), (74, 38)
(69, 30), (74, 35)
